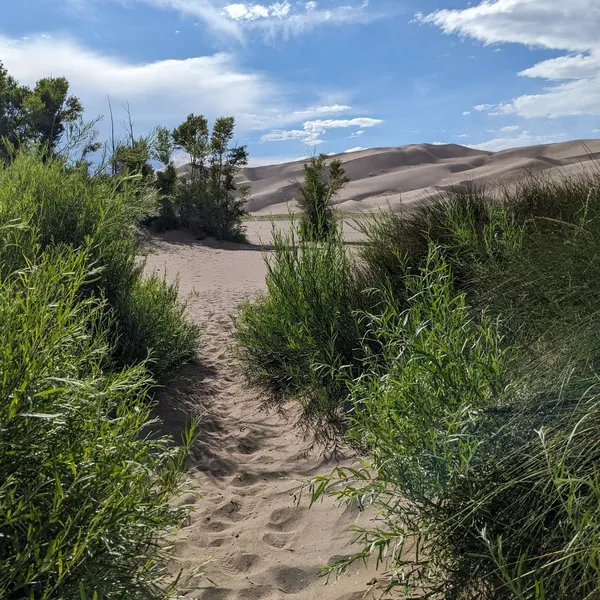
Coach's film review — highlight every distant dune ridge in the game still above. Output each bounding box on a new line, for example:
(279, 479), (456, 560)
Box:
(212, 139), (600, 215)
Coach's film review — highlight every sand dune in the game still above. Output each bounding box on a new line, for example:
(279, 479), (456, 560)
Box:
(234, 139), (600, 215)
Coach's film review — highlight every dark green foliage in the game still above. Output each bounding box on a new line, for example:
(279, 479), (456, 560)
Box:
(296, 154), (349, 241)
(0, 64), (29, 164)
(316, 172), (600, 598)
(111, 137), (154, 181)
(236, 167), (600, 597)
(23, 76), (83, 154)
(173, 113), (209, 178)
(0, 230), (192, 600)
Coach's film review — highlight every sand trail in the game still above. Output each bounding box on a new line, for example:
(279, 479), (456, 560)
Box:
(145, 229), (381, 600)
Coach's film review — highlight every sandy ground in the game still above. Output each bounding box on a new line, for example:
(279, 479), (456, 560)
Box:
(145, 227), (383, 600)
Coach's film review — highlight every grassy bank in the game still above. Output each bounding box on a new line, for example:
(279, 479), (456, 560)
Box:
(234, 170), (600, 598)
(0, 152), (200, 598)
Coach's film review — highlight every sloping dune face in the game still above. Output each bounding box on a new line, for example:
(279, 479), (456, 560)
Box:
(229, 140), (600, 215)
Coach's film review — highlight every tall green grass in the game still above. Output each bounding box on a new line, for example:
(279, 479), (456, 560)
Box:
(0, 152), (200, 380)
(234, 222), (364, 433)
(236, 168), (600, 597)
(0, 230), (193, 599)
(0, 152), (202, 598)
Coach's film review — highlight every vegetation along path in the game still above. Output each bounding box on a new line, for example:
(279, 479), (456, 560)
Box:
(145, 226), (381, 600)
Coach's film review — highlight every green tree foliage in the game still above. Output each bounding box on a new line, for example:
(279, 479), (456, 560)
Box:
(173, 115), (249, 241)
(151, 126), (178, 230)
(0, 63), (29, 163)
(296, 154), (349, 241)
(0, 63), (84, 162)
(23, 76), (83, 155)
(111, 137), (154, 181)
(172, 113), (209, 179)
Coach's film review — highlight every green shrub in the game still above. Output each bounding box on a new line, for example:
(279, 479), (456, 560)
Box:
(0, 151), (200, 380)
(175, 178), (248, 242)
(296, 154), (349, 242)
(234, 222), (363, 432)
(308, 171), (600, 598)
(0, 235), (192, 599)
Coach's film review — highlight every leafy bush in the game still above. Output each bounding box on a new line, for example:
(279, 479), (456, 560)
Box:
(234, 222), (363, 432)
(175, 177), (248, 242)
(236, 166), (600, 597)
(170, 114), (249, 242)
(0, 232), (192, 599)
(0, 151), (200, 380)
(310, 171), (600, 598)
(296, 154), (349, 242)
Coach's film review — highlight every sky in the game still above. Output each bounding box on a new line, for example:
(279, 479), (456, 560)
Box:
(1, 0), (599, 166)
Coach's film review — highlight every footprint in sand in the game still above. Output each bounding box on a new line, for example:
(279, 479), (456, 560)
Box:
(221, 552), (261, 576)
(267, 506), (306, 533)
(235, 585), (276, 600)
(262, 531), (290, 549)
(204, 519), (232, 533)
(211, 499), (244, 522)
(271, 565), (315, 594)
(234, 435), (259, 455)
(199, 588), (231, 600)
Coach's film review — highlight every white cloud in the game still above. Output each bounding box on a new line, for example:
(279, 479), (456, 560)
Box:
(419, 0), (600, 118)
(474, 104), (493, 111)
(69, 0), (383, 40)
(0, 33), (281, 134)
(469, 130), (567, 152)
(432, 141), (446, 145)
(344, 146), (366, 152)
(292, 104), (352, 117)
(224, 3), (270, 20)
(594, 129), (600, 133)
(455, 133), (469, 138)
(223, 0), (384, 38)
(261, 117), (383, 145)
(499, 125), (520, 132)
(462, 111), (471, 115)
(350, 129), (365, 137)
(77, 0), (246, 41)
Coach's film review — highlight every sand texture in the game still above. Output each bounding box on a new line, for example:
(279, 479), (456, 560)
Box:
(230, 139), (600, 215)
(145, 229), (382, 600)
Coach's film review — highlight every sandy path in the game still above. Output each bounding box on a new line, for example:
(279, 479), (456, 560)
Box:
(145, 227), (381, 600)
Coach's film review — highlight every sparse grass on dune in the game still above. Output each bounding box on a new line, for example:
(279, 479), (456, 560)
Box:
(236, 168), (600, 598)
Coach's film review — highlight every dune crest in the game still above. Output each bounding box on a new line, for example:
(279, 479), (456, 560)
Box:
(230, 139), (600, 215)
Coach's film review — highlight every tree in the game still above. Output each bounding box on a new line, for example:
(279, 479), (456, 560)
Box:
(23, 77), (83, 155)
(111, 138), (154, 180)
(151, 126), (178, 230)
(0, 63), (29, 163)
(296, 154), (349, 241)
(174, 115), (249, 241)
(172, 113), (209, 180)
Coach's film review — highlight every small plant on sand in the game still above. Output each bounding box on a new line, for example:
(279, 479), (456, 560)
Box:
(234, 220), (364, 434)
(296, 154), (349, 242)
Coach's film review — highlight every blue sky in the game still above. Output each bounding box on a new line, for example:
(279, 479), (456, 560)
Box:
(1, 0), (599, 165)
